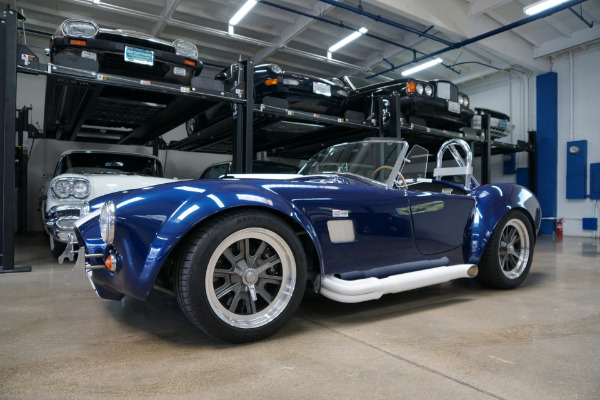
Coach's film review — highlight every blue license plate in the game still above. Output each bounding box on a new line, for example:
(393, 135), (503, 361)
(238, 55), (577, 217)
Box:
(124, 46), (154, 66)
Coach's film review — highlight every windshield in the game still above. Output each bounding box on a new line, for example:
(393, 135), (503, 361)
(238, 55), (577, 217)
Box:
(55, 152), (164, 177)
(299, 139), (409, 185)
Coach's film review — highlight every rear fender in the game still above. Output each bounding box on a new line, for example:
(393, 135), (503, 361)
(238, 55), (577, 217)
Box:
(467, 184), (541, 264)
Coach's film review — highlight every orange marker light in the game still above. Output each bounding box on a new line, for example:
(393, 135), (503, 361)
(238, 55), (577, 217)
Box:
(406, 82), (417, 93)
(184, 59), (196, 67)
(265, 79), (278, 86)
(104, 254), (117, 272)
(69, 39), (87, 46)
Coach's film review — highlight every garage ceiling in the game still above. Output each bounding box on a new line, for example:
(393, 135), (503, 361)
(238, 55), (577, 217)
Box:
(13, 0), (600, 86)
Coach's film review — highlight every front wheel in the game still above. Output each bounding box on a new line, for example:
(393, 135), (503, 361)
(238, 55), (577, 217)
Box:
(174, 211), (307, 342)
(476, 210), (535, 289)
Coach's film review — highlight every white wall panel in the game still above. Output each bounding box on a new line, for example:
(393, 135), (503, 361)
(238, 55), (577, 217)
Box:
(553, 44), (600, 238)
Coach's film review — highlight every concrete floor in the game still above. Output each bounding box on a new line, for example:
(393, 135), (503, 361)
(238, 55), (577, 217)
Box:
(1, 233), (598, 399)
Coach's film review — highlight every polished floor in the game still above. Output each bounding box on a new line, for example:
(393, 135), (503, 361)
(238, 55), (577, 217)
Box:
(1, 233), (599, 399)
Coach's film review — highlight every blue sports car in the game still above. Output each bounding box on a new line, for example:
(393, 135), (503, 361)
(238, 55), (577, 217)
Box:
(73, 138), (540, 343)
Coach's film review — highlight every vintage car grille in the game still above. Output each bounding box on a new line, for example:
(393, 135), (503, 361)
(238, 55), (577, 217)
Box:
(96, 32), (174, 53)
(54, 208), (81, 218)
(435, 82), (458, 102)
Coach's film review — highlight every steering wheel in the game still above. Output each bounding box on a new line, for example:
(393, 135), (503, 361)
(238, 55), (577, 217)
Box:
(371, 166), (408, 190)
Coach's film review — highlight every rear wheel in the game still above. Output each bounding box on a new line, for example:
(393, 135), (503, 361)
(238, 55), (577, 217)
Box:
(476, 210), (534, 289)
(174, 211), (307, 342)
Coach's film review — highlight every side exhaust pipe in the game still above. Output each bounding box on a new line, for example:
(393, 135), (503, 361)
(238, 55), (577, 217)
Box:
(320, 264), (478, 303)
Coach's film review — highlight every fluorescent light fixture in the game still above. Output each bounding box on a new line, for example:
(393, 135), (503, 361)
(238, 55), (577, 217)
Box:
(229, 0), (257, 26)
(401, 58), (443, 76)
(523, 0), (569, 16)
(328, 27), (368, 53)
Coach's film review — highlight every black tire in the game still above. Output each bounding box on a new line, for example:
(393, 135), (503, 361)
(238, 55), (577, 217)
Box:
(51, 241), (67, 259)
(476, 210), (535, 289)
(174, 210), (307, 343)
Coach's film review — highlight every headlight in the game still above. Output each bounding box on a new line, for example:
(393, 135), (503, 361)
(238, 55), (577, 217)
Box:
(416, 83), (424, 94)
(463, 94), (470, 107)
(174, 39), (199, 60)
(268, 64), (283, 74)
(424, 84), (434, 96)
(62, 19), (99, 38)
(51, 179), (72, 199)
(72, 180), (90, 198)
(99, 201), (115, 245)
(51, 178), (90, 199)
(458, 94), (464, 105)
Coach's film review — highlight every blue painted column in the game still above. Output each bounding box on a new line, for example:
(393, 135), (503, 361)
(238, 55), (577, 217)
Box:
(536, 72), (558, 235)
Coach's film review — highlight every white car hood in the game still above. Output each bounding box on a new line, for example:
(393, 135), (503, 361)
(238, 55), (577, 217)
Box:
(45, 173), (176, 211)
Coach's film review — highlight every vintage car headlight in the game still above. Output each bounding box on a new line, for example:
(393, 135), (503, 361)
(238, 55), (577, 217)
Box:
(51, 178), (90, 199)
(268, 64), (283, 74)
(424, 84), (434, 96)
(458, 94), (465, 105)
(99, 200), (116, 245)
(174, 39), (199, 60)
(61, 19), (99, 38)
(462, 94), (470, 107)
(416, 83), (424, 94)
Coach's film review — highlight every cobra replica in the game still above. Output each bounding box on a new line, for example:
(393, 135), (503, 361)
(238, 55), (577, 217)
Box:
(74, 139), (540, 342)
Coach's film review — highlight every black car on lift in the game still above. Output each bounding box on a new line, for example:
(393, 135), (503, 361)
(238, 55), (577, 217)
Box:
(186, 63), (350, 135)
(345, 77), (474, 131)
(49, 19), (203, 86)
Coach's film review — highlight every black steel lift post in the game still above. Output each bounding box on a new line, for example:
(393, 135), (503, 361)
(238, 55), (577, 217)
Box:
(1, 7), (31, 273)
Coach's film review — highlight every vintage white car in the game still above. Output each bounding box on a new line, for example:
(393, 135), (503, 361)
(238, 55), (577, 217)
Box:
(40, 150), (176, 262)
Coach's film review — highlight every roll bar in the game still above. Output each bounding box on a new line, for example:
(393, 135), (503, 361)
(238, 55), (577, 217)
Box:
(433, 139), (480, 189)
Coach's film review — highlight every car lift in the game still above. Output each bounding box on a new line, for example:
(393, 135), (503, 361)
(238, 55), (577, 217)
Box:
(0, 6), (534, 272)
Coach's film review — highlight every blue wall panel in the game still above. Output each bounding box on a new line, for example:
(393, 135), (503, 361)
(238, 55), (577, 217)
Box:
(590, 163), (600, 200)
(536, 72), (558, 235)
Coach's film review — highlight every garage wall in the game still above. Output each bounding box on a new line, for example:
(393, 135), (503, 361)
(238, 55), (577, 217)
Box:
(553, 43), (600, 238)
(461, 71), (533, 185)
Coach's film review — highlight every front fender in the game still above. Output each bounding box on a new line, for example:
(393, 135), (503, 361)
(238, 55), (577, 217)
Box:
(468, 184), (541, 264)
(87, 181), (322, 301)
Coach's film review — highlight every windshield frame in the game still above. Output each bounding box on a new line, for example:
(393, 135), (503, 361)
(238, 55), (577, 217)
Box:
(299, 138), (410, 188)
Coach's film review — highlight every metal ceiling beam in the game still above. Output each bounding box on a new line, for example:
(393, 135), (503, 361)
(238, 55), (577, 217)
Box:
(486, 10), (540, 46)
(365, 0), (587, 78)
(252, 1), (336, 63)
(151, 0), (181, 37)
(534, 23), (600, 57)
(468, 0), (513, 17)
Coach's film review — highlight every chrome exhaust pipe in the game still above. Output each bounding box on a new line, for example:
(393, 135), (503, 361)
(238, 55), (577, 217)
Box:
(320, 264), (478, 303)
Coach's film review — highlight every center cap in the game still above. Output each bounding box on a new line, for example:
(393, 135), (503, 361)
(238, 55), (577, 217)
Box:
(242, 269), (259, 286)
(508, 244), (515, 253)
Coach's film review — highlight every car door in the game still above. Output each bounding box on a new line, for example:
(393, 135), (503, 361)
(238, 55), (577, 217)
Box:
(409, 191), (475, 255)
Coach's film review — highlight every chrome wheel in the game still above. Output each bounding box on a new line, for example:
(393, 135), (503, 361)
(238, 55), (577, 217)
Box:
(205, 228), (296, 329)
(498, 219), (530, 279)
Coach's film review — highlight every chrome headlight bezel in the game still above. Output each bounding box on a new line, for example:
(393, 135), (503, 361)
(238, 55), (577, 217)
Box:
(173, 39), (199, 60)
(61, 19), (99, 39)
(268, 63), (283, 74)
(51, 177), (91, 199)
(99, 200), (116, 245)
